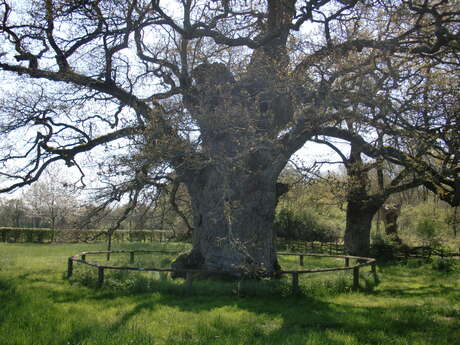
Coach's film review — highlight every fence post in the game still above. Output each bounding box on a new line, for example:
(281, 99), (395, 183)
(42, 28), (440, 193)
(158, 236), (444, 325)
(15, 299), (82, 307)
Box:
(81, 254), (86, 262)
(345, 257), (350, 267)
(97, 267), (105, 287)
(67, 258), (73, 278)
(291, 273), (300, 295)
(299, 255), (304, 266)
(353, 266), (360, 291)
(185, 272), (193, 295)
(130, 252), (135, 264)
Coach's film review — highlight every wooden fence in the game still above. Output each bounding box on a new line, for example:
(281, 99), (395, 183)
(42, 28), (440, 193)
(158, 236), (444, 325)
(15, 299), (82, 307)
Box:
(279, 239), (460, 260)
(66, 250), (377, 294)
(279, 240), (345, 255)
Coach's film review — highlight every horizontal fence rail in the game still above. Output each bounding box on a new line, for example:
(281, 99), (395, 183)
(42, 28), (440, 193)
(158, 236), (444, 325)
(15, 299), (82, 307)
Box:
(278, 239), (460, 260)
(67, 250), (378, 294)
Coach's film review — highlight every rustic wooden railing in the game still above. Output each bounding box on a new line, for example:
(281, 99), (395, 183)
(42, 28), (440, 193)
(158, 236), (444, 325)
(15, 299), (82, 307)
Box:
(66, 250), (378, 294)
(279, 240), (460, 260)
(277, 252), (377, 294)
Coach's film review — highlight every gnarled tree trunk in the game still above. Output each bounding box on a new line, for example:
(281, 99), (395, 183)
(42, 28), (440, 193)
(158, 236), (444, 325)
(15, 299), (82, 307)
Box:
(173, 163), (280, 278)
(344, 201), (379, 257)
(171, 58), (290, 277)
(343, 141), (381, 257)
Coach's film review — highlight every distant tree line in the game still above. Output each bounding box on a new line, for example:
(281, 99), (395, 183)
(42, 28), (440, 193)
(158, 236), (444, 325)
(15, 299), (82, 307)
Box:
(0, 174), (192, 239)
(2, 162), (457, 248)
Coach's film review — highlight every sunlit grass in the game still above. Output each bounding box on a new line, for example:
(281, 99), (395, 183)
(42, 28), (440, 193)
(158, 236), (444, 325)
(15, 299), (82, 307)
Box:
(1, 243), (459, 345)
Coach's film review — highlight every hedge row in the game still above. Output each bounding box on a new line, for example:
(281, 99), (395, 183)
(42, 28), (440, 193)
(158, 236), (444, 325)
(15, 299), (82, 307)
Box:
(0, 227), (173, 243)
(0, 227), (53, 243)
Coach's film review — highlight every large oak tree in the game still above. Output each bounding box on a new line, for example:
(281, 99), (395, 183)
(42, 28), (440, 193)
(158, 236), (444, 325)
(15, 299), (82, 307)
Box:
(1, 0), (458, 276)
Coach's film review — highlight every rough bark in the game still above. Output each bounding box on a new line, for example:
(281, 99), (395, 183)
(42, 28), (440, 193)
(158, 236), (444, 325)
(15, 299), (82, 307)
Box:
(171, 62), (288, 277)
(173, 58), (291, 278)
(343, 140), (381, 257)
(172, 163), (280, 278)
(171, 57), (291, 277)
(344, 201), (379, 257)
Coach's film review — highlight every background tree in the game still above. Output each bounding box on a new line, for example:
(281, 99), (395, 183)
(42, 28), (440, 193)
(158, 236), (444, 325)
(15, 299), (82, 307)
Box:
(306, 24), (460, 255)
(26, 172), (77, 241)
(0, 198), (26, 228)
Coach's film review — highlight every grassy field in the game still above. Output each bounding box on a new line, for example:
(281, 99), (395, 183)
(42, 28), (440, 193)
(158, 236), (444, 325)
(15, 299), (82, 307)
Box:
(0, 243), (459, 345)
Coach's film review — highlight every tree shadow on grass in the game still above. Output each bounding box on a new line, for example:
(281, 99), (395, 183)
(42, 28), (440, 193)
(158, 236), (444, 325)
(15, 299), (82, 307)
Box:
(59, 269), (455, 345)
(74, 269), (459, 345)
(370, 284), (459, 298)
(3, 264), (459, 345)
(93, 290), (459, 345)
(163, 295), (460, 344)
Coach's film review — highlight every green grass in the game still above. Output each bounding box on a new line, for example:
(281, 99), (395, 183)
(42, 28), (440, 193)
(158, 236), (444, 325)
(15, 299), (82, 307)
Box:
(1, 243), (459, 345)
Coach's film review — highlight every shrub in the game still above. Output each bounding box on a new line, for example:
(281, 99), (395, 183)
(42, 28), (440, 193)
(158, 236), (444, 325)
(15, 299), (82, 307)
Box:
(416, 218), (440, 247)
(432, 257), (457, 272)
(371, 234), (397, 261)
(0, 227), (53, 243)
(274, 208), (339, 242)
